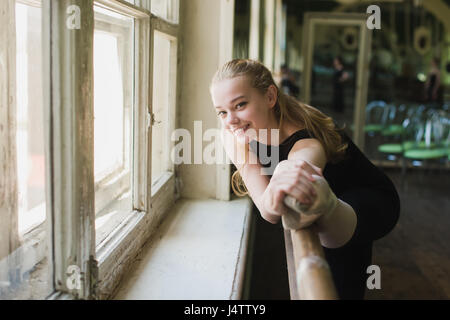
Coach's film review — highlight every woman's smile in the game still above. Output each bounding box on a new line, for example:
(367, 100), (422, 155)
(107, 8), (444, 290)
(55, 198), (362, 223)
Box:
(231, 123), (250, 136)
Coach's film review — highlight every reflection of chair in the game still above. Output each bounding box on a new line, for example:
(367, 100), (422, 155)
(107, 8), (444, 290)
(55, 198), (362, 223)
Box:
(365, 100), (388, 136)
(377, 104), (419, 163)
(381, 104), (407, 137)
(401, 110), (449, 190)
(426, 110), (450, 160)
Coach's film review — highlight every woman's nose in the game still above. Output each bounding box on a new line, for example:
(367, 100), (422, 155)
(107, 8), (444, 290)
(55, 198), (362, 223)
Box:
(225, 113), (239, 125)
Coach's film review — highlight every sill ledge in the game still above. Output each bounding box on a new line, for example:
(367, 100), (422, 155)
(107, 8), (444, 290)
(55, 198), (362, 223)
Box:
(113, 196), (253, 300)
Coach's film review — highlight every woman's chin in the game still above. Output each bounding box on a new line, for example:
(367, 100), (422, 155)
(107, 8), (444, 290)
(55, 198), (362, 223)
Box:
(236, 135), (250, 144)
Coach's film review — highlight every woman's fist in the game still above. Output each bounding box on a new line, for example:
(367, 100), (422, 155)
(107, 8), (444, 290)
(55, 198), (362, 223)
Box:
(262, 159), (323, 218)
(282, 175), (338, 230)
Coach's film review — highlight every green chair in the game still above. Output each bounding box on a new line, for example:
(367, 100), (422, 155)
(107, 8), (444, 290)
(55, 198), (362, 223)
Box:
(377, 105), (415, 162)
(365, 101), (388, 136)
(381, 104), (407, 137)
(377, 105), (426, 162)
(381, 124), (404, 136)
(401, 112), (449, 189)
(403, 148), (447, 160)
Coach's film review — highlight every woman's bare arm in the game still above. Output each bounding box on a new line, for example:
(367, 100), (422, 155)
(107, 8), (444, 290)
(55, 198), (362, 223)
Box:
(221, 129), (280, 223)
(224, 130), (357, 247)
(288, 139), (357, 248)
(239, 162), (280, 223)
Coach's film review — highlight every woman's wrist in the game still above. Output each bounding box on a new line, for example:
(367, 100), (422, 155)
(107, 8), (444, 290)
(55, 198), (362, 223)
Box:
(255, 189), (281, 224)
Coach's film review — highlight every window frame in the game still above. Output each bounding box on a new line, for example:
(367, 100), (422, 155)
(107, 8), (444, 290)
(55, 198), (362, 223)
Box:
(0, 0), (55, 300)
(2, 0), (180, 300)
(150, 18), (178, 187)
(92, 0), (154, 299)
(93, 0), (181, 300)
(92, 7), (135, 218)
(43, 0), (156, 299)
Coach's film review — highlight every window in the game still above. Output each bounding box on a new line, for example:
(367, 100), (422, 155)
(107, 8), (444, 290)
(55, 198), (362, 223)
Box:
(93, 5), (135, 246)
(151, 30), (177, 186)
(0, 0), (51, 300)
(1, 0), (180, 300)
(16, 1), (45, 236)
(151, 0), (179, 23)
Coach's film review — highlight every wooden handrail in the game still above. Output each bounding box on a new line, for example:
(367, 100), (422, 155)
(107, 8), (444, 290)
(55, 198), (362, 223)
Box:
(283, 196), (338, 300)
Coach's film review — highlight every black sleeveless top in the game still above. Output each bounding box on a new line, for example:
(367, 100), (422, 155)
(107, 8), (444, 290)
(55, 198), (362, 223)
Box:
(248, 129), (400, 299)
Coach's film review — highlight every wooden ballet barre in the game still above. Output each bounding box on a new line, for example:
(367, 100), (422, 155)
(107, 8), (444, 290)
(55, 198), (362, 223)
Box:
(282, 195), (338, 300)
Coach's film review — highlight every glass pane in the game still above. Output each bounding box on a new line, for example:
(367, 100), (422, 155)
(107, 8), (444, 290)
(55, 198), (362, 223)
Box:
(233, 0), (250, 59)
(151, 32), (173, 184)
(1, 1), (51, 300)
(151, 0), (179, 23)
(310, 24), (359, 138)
(94, 6), (134, 246)
(94, 32), (127, 180)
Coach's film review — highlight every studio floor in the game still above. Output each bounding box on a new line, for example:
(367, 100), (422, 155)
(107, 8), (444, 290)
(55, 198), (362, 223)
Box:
(366, 167), (450, 299)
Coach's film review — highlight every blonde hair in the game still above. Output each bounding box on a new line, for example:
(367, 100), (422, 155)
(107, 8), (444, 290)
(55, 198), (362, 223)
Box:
(211, 59), (348, 196)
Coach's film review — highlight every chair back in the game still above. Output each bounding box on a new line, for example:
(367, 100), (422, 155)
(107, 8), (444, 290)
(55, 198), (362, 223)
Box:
(366, 100), (387, 125)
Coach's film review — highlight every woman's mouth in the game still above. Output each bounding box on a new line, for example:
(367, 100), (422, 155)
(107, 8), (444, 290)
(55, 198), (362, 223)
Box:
(233, 124), (250, 136)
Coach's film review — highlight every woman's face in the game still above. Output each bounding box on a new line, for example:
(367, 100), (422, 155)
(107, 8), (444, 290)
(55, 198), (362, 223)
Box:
(211, 76), (278, 144)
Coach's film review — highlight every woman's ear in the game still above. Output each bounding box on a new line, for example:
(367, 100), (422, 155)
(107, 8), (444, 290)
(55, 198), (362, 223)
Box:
(267, 84), (278, 109)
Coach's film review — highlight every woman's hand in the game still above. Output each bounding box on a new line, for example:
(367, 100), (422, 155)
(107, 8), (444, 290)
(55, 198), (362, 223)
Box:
(283, 174), (339, 230)
(261, 159), (323, 220)
(220, 128), (257, 169)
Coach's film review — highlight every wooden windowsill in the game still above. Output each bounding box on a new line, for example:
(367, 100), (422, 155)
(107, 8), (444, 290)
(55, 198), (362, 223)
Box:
(112, 196), (253, 300)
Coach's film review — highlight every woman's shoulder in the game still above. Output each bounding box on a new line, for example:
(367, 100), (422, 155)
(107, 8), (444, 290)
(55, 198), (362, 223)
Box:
(281, 128), (313, 145)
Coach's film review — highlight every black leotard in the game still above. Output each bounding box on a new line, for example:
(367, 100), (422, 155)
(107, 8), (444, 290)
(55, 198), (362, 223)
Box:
(248, 129), (400, 299)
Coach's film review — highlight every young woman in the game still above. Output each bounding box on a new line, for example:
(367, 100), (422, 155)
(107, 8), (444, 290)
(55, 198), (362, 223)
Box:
(210, 59), (400, 300)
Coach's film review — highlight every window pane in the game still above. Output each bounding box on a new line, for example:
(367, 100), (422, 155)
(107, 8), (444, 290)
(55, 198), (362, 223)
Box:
(94, 32), (127, 180)
(1, 1), (51, 300)
(151, 0), (179, 23)
(151, 32), (175, 184)
(94, 6), (135, 246)
(16, 2), (46, 235)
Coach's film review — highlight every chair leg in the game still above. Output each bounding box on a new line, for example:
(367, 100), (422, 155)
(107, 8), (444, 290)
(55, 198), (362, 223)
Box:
(401, 157), (407, 192)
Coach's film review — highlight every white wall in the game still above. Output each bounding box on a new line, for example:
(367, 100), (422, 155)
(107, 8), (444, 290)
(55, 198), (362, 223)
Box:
(178, 0), (234, 199)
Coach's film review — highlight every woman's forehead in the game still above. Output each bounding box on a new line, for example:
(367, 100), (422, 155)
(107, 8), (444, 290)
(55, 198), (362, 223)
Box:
(215, 76), (251, 92)
(212, 76), (252, 105)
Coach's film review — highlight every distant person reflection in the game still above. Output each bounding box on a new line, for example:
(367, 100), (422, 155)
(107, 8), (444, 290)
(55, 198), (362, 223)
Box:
(425, 57), (441, 104)
(332, 56), (349, 114)
(280, 64), (300, 98)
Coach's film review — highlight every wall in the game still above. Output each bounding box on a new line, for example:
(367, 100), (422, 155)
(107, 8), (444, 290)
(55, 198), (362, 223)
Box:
(178, 0), (234, 199)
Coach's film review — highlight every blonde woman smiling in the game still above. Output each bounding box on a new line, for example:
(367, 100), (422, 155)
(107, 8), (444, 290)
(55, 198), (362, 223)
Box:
(210, 59), (400, 300)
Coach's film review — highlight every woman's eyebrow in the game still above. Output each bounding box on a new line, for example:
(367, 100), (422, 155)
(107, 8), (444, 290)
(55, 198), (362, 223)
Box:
(230, 95), (245, 103)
